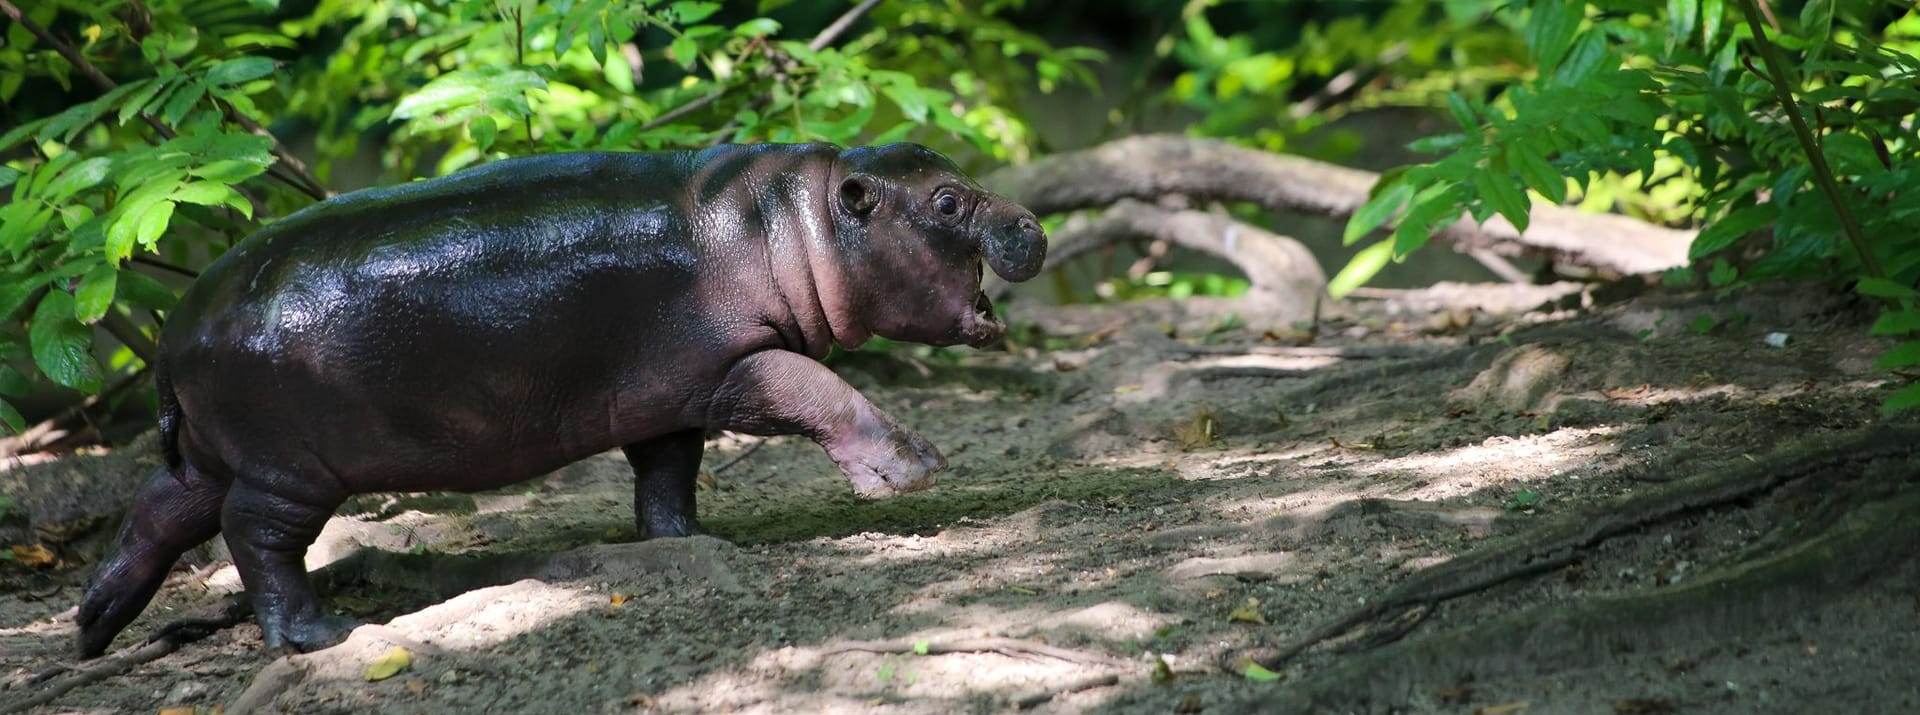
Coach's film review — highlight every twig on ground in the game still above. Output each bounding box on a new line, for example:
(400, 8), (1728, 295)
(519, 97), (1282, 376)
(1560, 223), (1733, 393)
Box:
(0, 597), (245, 714)
(1015, 673), (1122, 710)
(711, 437), (766, 474)
(822, 637), (1127, 667)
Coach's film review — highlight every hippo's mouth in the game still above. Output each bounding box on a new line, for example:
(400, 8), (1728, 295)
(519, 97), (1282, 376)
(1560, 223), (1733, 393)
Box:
(960, 288), (1006, 348)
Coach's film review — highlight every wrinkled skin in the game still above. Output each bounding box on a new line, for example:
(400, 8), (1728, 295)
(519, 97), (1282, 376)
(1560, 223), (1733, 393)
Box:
(74, 143), (1046, 657)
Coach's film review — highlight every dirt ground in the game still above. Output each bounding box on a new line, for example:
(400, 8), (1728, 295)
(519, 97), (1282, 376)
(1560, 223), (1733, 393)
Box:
(2, 279), (1917, 715)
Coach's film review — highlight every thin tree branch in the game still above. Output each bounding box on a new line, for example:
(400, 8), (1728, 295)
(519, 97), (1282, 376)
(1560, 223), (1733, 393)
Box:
(99, 311), (159, 367)
(809, 0), (883, 53)
(0, 0), (316, 204)
(1735, 0), (1883, 280)
(214, 98), (329, 200)
(131, 255), (199, 279)
(656, 0), (883, 141)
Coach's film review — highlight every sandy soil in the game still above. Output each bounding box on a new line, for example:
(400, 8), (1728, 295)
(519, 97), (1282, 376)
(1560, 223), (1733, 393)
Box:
(2, 280), (1917, 715)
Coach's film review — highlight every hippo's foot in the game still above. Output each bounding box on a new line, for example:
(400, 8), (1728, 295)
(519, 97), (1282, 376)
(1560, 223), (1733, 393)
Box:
(259, 606), (360, 653)
(639, 514), (709, 540)
(837, 427), (945, 499)
(74, 562), (171, 658)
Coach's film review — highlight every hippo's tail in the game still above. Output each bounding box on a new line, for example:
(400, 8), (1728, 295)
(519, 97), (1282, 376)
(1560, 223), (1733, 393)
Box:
(156, 362), (183, 474)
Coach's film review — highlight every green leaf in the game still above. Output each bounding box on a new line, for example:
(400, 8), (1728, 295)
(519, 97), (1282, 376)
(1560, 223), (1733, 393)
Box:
(1328, 239), (1395, 300)
(1344, 180), (1414, 245)
(1870, 309), (1920, 336)
(29, 290), (101, 393)
(74, 264), (117, 324)
(1668, 0), (1697, 43)
(0, 399), (21, 433)
(0, 365), (31, 397)
(1875, 341), (1920, 371)
(135, 200), (177, 252)
(470, 117), (499, 154)
(392, 68), (547, 122)
(1708, 258), (1737, 287)
(1689, 205), (1774, 259)
(0, 203), (54, 255)
(206, 56), (276, 85)
(670, 1), (721, 24)
(1476, 168), (1531, 233)
(116, 78), (167, 125)
(670, 35), (699, 70)
(1702, 0), (1724, 48)
(1526, 2), (1583, 75)
(1445, 91), (1476, 131)
(42, 157), (111, 201)
(1856, 277), (1919, 300)
(170, 181), (238, 208)
(1551, 30), (1610, 86)
(1884, 381), (1920, 414)
(734, 18), (780, 37)
(1509, 144), (1566, 204)
(117, 270), (178, 311)
(1241, 661), (1283, 682)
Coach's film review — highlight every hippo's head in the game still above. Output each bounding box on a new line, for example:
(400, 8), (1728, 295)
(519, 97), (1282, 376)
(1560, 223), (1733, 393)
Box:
(828, 143), (1047, 349)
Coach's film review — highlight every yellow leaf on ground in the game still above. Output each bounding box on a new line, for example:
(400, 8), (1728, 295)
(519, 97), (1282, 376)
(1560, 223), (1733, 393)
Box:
(1476, 702), (1531, 715)
(1227, 597), (1267, 625)
(10, 543), (55, 567)
(365, 646), (413, 682)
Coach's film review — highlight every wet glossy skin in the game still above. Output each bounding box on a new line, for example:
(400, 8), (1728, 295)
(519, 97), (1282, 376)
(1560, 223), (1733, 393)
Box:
(74, 143), (1046, 657)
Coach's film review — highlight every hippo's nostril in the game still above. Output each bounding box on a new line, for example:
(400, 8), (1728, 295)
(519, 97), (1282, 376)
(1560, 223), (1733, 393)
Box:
(1015, 216), (1041, 235)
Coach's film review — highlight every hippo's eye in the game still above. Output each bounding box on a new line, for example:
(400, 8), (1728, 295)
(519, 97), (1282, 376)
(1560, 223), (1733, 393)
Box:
(935, 192), (961, 217)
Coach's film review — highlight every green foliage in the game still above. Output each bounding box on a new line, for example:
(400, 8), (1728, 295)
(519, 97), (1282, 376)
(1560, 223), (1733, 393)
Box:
(1165, 0), (1528, 158)
(0, 0), (1095, 430)
(1099, 270), (1250, 302)
(1332, 1), (1920, 411)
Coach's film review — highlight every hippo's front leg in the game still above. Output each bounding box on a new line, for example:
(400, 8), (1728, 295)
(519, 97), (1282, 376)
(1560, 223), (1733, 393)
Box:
(622, 429), (707, 539)
(712, 350), (944, 498)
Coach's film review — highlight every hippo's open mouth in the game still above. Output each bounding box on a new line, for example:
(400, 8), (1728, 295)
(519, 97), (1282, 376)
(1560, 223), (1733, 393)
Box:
(961, 287), (1006, 348)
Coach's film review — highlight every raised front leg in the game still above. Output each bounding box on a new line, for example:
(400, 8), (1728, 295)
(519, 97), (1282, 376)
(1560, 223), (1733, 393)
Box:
(711, 350), (944, 498)
(622, 429), (707, 539)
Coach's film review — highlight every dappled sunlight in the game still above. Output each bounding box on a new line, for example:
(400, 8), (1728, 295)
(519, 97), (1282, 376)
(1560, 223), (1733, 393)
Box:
(1212, 426), (1625, 516)
(652, 627), (1128, 714)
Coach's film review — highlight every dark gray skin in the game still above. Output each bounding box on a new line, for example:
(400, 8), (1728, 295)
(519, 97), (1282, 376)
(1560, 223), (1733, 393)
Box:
(73, 143), (1046, 658)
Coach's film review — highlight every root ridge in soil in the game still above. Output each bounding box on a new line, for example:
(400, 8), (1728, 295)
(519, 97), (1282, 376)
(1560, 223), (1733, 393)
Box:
(1231, 426), (1920, 714)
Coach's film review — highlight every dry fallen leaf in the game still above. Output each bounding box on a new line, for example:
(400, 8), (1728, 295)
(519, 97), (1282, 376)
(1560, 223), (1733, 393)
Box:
(1173, 408), (1217, 450)
(1227, 597), (1267, 625)
(1475, 702), (1530, 715)
(365, 646), (413, 682)
(609, 593), (629, 607)
(158, 707), (196, 715)
(10, 543), (55, 567)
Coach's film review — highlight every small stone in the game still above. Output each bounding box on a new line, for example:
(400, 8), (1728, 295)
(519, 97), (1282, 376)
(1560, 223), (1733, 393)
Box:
(438, 669), (462, 685)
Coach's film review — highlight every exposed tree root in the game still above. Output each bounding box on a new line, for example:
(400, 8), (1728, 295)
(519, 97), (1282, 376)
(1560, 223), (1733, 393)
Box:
(1014, 672), (1122, 709)
(986, 199), (1327, 322)
(985, 134), (1691, 278)
(1241, 475), (1920, 714)
(1223, 425), (1920, 714)
(1239, 425), (1920, 672)
(0, 596), (248, 715)
(820, 637), (1128, 668)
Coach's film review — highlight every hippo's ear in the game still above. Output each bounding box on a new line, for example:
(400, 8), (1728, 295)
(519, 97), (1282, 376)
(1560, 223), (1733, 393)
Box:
(838, 175), (879, 218)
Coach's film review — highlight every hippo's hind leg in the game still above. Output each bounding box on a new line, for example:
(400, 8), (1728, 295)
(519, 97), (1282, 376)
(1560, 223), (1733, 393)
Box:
(221, 476), (354, 652)
(76, 463), (227, 658)
(622, 428), (707, 539)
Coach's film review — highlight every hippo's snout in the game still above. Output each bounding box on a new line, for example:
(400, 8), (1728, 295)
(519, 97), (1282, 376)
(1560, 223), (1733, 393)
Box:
(982, 210), (1047, 282)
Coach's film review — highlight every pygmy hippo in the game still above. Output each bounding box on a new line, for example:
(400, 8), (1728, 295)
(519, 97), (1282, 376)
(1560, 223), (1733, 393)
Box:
(75, 143), (1047, 657)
